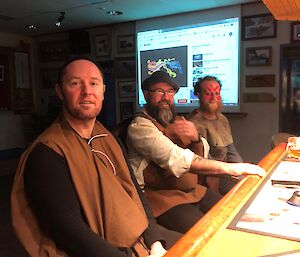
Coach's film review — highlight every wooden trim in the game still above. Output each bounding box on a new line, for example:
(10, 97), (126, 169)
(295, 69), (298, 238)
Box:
(223, 112), (248, 118)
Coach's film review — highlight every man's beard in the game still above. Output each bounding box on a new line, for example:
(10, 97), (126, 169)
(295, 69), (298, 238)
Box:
(63, 96), (100, 121)
(146, 101), (175, 127)
(65, 104), (100, 121)
(201, 101), (223, 115)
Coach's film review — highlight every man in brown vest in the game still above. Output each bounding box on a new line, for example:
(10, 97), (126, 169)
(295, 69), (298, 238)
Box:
(126, 71), (265, 234)
(11, 59), (167, 257)
(188, 76), (243, 195)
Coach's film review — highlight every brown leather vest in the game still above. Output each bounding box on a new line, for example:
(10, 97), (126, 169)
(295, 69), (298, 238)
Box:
(137, 113), (207, 217)
(11, 116), (149, 256)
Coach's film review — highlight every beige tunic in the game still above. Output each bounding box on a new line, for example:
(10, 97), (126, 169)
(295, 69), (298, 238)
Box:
(188, 109), (233, 161)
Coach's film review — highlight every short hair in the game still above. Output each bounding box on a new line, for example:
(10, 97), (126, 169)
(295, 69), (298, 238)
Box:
(57, 57), (104, 86)
(193, 75), (222, 96)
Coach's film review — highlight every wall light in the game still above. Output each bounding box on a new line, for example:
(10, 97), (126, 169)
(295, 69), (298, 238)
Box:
(106, 10), (123, 16)
(55, 12), (65, 27)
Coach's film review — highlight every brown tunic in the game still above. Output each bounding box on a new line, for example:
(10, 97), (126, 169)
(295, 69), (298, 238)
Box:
(11, 116), (149, 257)
(138, 113), (207, 217)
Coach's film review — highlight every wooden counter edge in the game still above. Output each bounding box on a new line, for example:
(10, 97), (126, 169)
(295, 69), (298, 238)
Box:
(164, 143), (287, 257)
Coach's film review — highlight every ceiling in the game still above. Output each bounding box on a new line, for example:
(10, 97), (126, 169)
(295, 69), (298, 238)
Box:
(0, 0), (257, 36)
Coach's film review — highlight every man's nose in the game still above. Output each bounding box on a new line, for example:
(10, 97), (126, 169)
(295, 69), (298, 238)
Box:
(210, 93), (218, 100)
(162, 91), (172, 100)
(81, 82), (92, 94)
(161, 92), (168, 99)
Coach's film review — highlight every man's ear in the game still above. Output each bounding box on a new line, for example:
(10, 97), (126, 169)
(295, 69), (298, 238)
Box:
(143, 90), (149, 101)
(55, 83), (63, 101)
(103, 84), (106, 94)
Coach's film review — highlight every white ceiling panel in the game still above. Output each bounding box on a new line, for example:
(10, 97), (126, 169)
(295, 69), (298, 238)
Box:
(0, 0), (256, 36)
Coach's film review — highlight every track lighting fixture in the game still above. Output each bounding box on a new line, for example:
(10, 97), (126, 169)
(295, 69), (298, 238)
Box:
(55, 12), (65, 27)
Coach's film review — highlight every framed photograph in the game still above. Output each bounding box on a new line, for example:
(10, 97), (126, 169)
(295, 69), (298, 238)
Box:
(15, 52), (30, 88)
(291, 21), (300, 44)
(246, 46), (272, 66)
(243, 92), (276, 103)
(0, 47), (13, 110)
(40, 68), (60, 88)
(117, 35), (135, 54)
(242, 13), (276, 40)
(39, 40), (69, 62)
(245, 74), (275, 88)
(97, 60), (113, 74)
(0, 65), (4, 82)
(120, 101), (134, 121)
(114, 58), (136, 78)
(117, 79), (136, 98)
(95, 34), (110, 57)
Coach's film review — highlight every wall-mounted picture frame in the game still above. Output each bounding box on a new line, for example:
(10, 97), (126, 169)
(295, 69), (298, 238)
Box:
(0, 65), (4, 82)
(40, 68), (60, 88)
(291, 21), (300, 44)
(243, 92), (276, 103)
(114, 58), (136, 78)
(242, 13), (277, 41)
(120, 101), (134, 121)
(95, 34), (110, 57)
(117, 79), (136, 98)
(245, 74), (275, 88)
(117, 34), (135, 54)
(246, 46), (272, 66)
(15, 52), (30, 88)
(39, 40), (69, 62)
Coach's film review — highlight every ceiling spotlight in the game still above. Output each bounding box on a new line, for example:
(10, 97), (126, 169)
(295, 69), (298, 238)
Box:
(55, 12), (65, 27)
(25, 24), (38, 30)
(106, 10), (123, 16)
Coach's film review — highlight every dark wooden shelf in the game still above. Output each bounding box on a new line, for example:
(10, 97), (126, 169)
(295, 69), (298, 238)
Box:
(223, 112), (248, 118)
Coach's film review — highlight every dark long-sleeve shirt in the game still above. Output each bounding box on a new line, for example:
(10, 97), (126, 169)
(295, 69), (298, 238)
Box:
(24, 142), (163, 257)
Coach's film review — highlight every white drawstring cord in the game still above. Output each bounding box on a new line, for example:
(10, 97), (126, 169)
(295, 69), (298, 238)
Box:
(88, 133), (117, 175)
(87, 133), (108, 144)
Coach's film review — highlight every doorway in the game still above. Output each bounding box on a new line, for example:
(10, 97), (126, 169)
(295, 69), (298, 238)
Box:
(280, 45), (300, 135)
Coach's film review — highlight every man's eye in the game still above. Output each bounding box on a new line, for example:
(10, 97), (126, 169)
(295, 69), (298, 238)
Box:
(91, 82), (99, 86)
(215, 92), (220, 96)
(157, 90), (164, 94)
(71, 81), (79, 86)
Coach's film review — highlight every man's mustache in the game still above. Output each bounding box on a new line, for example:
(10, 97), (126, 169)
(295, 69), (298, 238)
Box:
(158, 100), (171, 106)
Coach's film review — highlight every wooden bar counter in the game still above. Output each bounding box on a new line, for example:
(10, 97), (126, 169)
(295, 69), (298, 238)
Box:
(165, 143), (300, 257)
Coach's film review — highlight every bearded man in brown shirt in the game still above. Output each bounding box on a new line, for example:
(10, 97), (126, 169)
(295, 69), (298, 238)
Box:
(188, 75), (243, 195)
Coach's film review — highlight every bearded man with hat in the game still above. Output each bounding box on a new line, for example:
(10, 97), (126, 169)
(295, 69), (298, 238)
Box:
(126, 70), (265, 234)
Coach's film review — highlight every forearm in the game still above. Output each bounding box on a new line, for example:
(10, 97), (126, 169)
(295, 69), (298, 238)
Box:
(190, 154), (230, 175)
(190, 154), (266, 177)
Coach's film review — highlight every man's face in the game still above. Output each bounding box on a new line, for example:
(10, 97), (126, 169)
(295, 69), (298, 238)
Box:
(56, 59), (105, 122)
(143, 82), (176, 126)
(200, 80), (222, 114)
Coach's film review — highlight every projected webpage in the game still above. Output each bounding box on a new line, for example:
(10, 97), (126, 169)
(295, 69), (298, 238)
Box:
(137, 17), (240, 112)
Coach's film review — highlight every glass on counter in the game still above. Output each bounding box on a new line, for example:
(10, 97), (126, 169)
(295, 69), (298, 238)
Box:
(287, 136), (300, 159)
